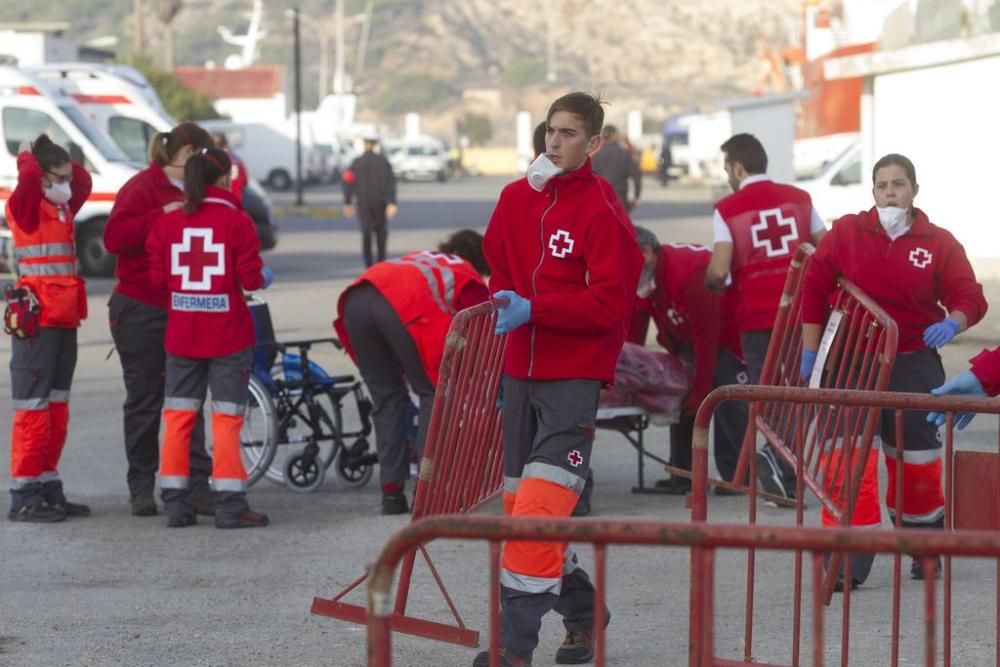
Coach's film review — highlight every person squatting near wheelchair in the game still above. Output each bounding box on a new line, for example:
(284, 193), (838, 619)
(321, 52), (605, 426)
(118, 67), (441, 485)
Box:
(104, 122), (216, 518)
(800, 153), (987, 587)
(705, 133), (827, 500)
(628, 226), (748, 493)
(5, 135), (92, 522)
(476, 92), (643, 667)
(334, 230), (490, 515)
(145, 147), (273, 529)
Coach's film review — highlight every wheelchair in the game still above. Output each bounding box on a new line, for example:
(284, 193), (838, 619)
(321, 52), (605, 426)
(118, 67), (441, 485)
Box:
(241, 296), (378, 492)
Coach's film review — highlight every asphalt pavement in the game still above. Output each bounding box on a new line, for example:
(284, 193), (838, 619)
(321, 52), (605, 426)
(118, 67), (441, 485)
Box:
(1, 175), (999, 666)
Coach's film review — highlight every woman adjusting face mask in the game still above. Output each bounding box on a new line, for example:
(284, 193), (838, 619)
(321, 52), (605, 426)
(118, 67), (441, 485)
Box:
(43, 164), (73, 206)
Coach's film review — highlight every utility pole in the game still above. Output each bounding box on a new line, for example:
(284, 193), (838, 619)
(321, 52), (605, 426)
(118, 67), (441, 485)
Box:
(293, 7), (304, 206)
(334, 0), (345, 95)
(354, 0), (374, 90)
(318, 29), (330, 99)
(133, 0), (146, 58)
(545, 2), (557, 83)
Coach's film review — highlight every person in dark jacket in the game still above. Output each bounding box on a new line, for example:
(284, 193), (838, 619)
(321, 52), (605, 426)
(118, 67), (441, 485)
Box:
(590, 125), (641, 212)
(342, 136), (397, 267)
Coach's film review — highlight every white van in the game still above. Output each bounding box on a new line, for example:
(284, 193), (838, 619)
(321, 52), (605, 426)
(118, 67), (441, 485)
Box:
(382, 136), (448, 182)
(796, 142), (864, 225)
(202, 119), (319, 191)
(0, 65), (138, 276)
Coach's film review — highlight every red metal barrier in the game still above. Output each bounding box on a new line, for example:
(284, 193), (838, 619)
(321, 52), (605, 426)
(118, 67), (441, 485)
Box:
(691, 385), (1000, 666)
(363, 514), (1000, 666)
(312, 300), (507, 647)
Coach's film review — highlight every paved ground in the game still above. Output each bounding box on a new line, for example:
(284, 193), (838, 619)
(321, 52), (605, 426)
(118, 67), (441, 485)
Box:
(1, 175), (999, 666)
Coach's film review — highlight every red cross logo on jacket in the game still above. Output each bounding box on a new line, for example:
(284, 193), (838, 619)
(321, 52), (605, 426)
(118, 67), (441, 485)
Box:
(909, 248), (933, 269)
(549, 229), (575, 258)
(751, 208), (799, 257)
(567, 449), (583, 467)
(171, 228), (225, 291)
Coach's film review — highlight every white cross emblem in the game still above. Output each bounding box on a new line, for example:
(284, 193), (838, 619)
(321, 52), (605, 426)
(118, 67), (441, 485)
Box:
(567, 450), (583, 467)
(909, 248), (933, 269)
(548, 229), (575, 258)
(171, 228), (225, 291)
(666, 306), (685, 327)
(751, 208), (799, 258)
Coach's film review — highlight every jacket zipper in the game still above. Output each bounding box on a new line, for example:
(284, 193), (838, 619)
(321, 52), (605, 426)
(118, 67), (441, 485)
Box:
(528, 189), (558, 377)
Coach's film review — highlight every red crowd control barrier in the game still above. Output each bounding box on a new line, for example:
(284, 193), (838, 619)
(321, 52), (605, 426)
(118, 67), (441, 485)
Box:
(691, 385), (1000, 666)
(362, 515), (1000, 667)
(311, 301), (507, 647)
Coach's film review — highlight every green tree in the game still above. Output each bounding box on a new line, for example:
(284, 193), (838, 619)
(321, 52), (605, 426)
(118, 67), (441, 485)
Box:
(127, 56), (223, 121)
(502, 57), (545, 88)
(462, 113), (493, 146)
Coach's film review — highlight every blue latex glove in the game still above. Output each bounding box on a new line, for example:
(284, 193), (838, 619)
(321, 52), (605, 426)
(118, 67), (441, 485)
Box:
(493, 290), (531, 334)
(260, 266), (274, 290)
(800, 348), (818, 382)
(927, 370), (986, 429)
(923, 317), (960, 348)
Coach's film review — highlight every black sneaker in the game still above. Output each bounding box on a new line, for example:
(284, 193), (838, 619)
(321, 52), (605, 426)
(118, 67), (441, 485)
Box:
(130, 491), (158, 517)
(654, 477), (692, 495)
(833, 576), (860, 592)
(53, 500), (91, 517)
(473, 647), (531, 667)
(381, 491), (409, 515)
(911, 556), (942, 581)
(555, 629), (595, 664)
(756, 449), (793, 500)
(190, 484), (216, 517)
(216, 510), (269, 529)
(166, 512), (198, 528)
(8, 501), (66, 523)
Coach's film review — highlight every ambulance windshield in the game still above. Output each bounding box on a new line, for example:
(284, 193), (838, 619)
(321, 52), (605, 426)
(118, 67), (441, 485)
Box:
(59, 105), (130, 162)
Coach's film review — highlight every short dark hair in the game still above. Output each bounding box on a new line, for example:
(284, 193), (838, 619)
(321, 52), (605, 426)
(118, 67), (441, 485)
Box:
(438, 229), (489, 276)
(31, 133), (70, 171)
(546, 91), (606, 138)
(633, 225), (660, 254)
(720, 133), (767, 175)
(872, 153), (917, 187)
(532, 121), (547, 158)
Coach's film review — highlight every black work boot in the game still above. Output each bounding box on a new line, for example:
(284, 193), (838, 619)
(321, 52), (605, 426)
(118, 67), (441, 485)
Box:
(8, 486), (66, 523)
(381, 491), (409, 515)
(130, 489), (158, 517)
(189, 481), (216, 517)
(911, 556), (943, 581)
(162, 487), (195, 528)
(555, 630), (595, 664)
(472, 647), (532, 667)
(42, 479), (90, 517)
(214, 490), (269, 529)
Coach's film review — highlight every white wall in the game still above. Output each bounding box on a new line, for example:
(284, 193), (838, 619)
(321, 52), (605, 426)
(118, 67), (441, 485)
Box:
(730, 102), (797, 183)
(870, 54), (1000, 258)
(0, 32), (76, 66)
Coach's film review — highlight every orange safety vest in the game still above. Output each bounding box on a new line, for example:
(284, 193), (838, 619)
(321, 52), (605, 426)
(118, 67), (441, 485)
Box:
(6, 198), (87, 328)
(336, 251), (484, 385)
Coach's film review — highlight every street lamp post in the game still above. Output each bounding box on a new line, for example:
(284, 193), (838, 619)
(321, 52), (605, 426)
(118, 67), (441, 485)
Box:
(292, 7), (304, 206)
(285, 9), (330, 102)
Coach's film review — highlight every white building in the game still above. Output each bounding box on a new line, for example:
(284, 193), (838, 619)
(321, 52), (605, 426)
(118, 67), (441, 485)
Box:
(174, 65), (287, 123)
(0, 23), (77, 66)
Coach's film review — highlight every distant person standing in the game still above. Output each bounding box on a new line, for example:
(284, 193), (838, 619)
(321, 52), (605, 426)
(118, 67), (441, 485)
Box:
(212, 132), (249, 203)
(342, 136), (398, 267)
(591, 125), (642, 212)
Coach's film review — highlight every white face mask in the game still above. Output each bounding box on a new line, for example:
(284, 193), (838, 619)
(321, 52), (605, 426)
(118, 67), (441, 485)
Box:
(526, 153), (563, 192)
(44, 181), (72, 206)
(877, 206), (910, 240)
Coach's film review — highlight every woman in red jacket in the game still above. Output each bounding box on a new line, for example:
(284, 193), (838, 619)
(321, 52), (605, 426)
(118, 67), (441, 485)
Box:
(801, 153), (987, 586)
(5, 135), (92, 522)
(104, 122), (214, 518)
(146, 147), (272, 529)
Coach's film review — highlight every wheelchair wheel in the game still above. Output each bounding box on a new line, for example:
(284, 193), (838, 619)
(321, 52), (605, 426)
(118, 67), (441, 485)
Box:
(284, 453), (325, 493)
(241, 374), (278, 485)
(264, 391), (342, 485)
(333, 437), (375, 488)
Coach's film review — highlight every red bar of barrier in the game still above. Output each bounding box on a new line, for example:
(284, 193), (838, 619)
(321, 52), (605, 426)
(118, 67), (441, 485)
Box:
(364, 515), (1000, 666)
(312, 301), (507, 647)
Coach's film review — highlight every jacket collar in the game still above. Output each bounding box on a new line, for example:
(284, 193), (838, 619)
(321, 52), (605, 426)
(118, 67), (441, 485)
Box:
(545, 157), (596, 194)
(860, 206), (933, 237)
(203, 185), (241, 208)
(148, 161), (182, 192)
(739, 174), (770, 190)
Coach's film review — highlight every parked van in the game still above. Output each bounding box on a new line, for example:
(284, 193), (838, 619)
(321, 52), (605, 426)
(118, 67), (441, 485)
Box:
(202, 119), (319, 191)
(0, 65), (138, 276)
(30, 63), (277, 250)
(383, 136), (448, 182)
(796, 141), (864, 225)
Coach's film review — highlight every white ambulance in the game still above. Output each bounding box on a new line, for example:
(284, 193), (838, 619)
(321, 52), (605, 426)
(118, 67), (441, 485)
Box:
(0, 65), (138, 276)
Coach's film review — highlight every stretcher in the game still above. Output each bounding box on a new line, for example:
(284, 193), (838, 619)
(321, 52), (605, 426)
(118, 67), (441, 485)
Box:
(595, 405), (678, 494)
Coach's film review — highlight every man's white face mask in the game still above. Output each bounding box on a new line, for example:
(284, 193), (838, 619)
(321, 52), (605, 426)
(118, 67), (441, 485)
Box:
(526, 153), (563, 192)
(44, 181), (72, 206)
(876, 206), (910, 240)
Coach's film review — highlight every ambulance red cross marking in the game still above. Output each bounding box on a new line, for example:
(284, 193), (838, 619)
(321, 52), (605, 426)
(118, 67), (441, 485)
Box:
(171, 228), (225, 291)
(751, 208), (798, 257)
(567, 450), (583, 467)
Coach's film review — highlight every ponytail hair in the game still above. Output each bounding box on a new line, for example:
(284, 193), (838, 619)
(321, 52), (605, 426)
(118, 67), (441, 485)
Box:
(148, 121), (212, 166)
(183, 147), (232, 214)
(438, 229), (489, 276)
(32, 133), (70, 171)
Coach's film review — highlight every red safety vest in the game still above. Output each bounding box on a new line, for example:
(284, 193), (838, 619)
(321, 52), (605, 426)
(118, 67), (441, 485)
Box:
(335, 252), (484, 385)
(6, 198), (86, 328)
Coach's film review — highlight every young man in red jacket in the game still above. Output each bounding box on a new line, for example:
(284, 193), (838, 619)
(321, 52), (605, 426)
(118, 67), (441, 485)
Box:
(705, 133), (826, 500)
(629, 227), (747, 491)
(476, 92), (643, 667)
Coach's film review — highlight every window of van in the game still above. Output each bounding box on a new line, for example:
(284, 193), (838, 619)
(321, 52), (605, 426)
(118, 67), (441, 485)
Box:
(59, 105), (129, 163)
(3, 107), (74, 157)
(109, 116), (158, 162)
(406, 145), (441, 157)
